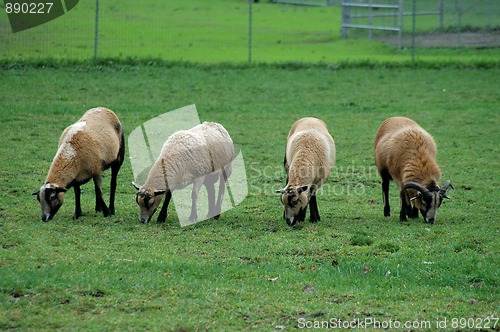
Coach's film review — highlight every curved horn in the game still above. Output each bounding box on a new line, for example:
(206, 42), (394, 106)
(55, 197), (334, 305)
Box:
(402, 182), (432, 199)
(438, 180), (453, 199)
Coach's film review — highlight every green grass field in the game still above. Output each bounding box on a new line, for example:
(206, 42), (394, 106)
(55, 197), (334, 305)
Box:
(1, 0), (499, 63)
(1, 0), (499, 330)
(0, 63), (499, 330)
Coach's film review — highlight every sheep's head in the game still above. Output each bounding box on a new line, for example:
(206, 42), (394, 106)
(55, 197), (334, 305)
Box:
(277, 185), (309, 226)
(132, 182), (165, 223)
(33, 183), (67, 221)
(402, 180), (453, 224)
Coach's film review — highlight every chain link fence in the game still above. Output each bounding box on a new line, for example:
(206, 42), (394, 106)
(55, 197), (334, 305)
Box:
(0, 0), (498, 63)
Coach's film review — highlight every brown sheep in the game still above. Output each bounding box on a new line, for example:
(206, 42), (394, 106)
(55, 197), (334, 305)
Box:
(277, 117), (336, 226)
(33, 107), (125, 221)
(374, 116), (452, 224)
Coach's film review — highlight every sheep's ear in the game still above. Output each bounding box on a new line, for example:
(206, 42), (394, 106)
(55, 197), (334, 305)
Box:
(55, 187), (67, 193)
(276, 189), (285, 194)
(32, 190), (40, 196)
(132, 182), (141, 190)
(154, 189), (166, 196)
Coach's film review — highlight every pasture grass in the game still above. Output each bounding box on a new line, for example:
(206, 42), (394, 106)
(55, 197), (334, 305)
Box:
(0, 63), (499, 330)
(0, 0), (499, 63)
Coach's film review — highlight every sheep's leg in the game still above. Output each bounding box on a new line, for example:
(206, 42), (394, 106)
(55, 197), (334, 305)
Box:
(189, 179), (203, 222)
(298, 207), (307, 223)
(309, 194), (320, 223)
(109, 162), (121, 216)
(399, 190), (408, 222)
(214, 173), (227, 219)
(157, 190), (172, 223)
(410, 204), (419, 218)
(213, 170), (229, 220)
(402, 192), (419, 219)
(404, 193), (414, 218)
(109, 134), (125, 216)
(73, 185), (82, 220)
(205, 178), (216, 219)
(93, 175), (110, 217)
(381, 170), (391, 217)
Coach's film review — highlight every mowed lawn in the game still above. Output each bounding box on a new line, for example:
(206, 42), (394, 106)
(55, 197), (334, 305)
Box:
(0, 64), (499, 330)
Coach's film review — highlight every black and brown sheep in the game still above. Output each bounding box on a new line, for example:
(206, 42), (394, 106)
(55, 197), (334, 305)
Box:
(374, 116), (452, 224)
(277, 117), (336, 226)
(34, 107), (125, 221)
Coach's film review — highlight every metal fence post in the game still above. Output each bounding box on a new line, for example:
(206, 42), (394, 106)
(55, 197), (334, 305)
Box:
(368, 0), (372, 40)
(341, 2), (350, 39)
(248, 0), (253, 64)
(411, 0), (416, 62)
(488, 0), (492, 29)
(397, 0), (403, 49)
(94, 0), (99, 59)
(456, 0), (461, 47)
(439, 0), (443, 29)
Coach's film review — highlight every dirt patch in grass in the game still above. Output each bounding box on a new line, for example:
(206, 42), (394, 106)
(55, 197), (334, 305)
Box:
(380, 31), (500, 48)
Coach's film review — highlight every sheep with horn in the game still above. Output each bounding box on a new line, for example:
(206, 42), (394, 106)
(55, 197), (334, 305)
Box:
(374, 116), (452, 224)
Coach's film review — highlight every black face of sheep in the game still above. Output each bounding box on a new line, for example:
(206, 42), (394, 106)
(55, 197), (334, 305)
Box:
(277, 185), (310, 226)
(33, 184), (67, 222)
(401, 181), (453, 224)
(132, 183), (167, 223)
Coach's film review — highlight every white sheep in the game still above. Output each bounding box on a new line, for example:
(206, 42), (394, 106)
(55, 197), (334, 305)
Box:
(374, 116), (452, 224)
(132, 121), (234, 223)
(277, 117), (336, 226)
(33, 107), (125, 221)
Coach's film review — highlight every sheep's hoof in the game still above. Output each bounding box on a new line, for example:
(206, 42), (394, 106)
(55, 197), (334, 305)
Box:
(384, 206), (391, 217)
(156, 210), (168, 223)
(213, 214), (220, 220)
(73, 212), (82, 220)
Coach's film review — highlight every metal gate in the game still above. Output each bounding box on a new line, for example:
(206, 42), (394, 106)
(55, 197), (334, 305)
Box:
(341, 0), (404, 48)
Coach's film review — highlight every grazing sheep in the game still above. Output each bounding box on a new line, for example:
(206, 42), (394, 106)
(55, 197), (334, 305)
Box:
(132, 122), (234, 223)
(33, 107), (125, 221)
(374, 116), (452, 224)
(277, 117), (336, 226)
